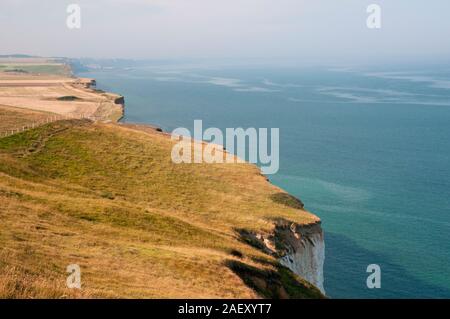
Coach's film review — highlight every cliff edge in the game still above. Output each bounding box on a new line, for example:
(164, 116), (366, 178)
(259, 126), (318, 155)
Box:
(0, 59), (325, 298)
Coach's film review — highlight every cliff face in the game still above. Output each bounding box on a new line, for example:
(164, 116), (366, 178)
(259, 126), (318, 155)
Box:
(241, 220), (325, 294)
(277, 222), (325, 294)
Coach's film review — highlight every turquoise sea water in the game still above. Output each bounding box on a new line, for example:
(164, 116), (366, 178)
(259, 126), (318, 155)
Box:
(79, 64), (450, 298)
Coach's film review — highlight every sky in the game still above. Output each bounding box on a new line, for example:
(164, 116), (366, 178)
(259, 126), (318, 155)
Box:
(1, 0), (449, 65)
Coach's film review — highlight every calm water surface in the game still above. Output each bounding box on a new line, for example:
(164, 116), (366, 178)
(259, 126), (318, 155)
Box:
(79, 64), (450, 298)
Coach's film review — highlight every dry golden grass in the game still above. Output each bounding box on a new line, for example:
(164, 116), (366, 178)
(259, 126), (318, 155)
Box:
(0, 116), (322, 299)
(0, 63), (123, 121)
(0, 252), (94, 299)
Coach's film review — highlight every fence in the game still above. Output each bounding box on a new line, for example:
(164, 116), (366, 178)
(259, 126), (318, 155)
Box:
(0, 113), (100, 138)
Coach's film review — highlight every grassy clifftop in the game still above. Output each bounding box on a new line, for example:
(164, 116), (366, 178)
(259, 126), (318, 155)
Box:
(0, 116), (323, 298)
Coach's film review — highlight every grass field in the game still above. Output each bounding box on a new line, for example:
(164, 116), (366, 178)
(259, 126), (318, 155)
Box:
(0, 105), (54, 133)
(0, 61), (70, 77)
(0, 58), (322, 298)
(0, 63), (123, 122)
(0, 116), (322, 298)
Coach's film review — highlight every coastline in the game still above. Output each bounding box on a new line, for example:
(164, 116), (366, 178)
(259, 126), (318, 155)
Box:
(0, 62), (326, 298)
(84, 73), (326, 294)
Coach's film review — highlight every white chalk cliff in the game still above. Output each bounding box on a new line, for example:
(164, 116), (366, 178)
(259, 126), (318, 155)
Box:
(277, 222), (325, 294)
(248, 220), (325, 294)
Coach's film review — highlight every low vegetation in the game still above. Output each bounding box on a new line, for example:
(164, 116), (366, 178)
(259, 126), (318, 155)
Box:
(0, 63), (70, 76)
(56, 96), (80, 101)
(0, 105), (54, 133)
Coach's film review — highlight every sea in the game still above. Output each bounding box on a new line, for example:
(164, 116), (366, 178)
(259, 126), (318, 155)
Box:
(78, 61), (450, 298)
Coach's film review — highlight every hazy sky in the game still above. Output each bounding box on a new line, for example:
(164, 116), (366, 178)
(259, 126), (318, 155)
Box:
(1, 0), (449, 64)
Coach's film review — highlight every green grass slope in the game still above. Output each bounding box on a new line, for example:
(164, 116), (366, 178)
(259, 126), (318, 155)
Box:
(0, 118), (323, 298)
